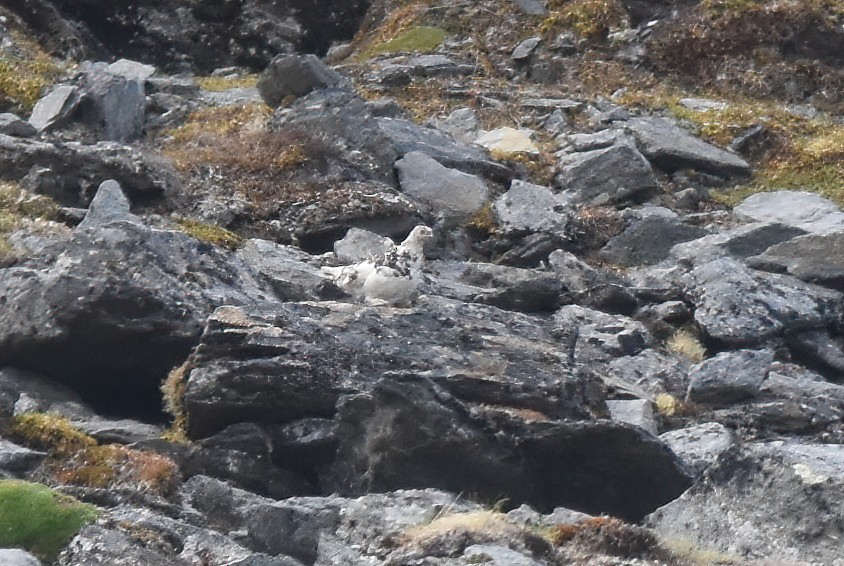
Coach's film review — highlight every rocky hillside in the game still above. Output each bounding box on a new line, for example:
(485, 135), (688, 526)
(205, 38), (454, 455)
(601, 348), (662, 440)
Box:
(1, 0), (843, 564)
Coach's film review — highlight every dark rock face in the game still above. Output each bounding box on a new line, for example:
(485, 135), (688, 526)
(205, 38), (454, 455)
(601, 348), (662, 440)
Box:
(0, 182), (268, 417)
(182, 297), (595, 439)
(686, 349), (774, 405)
(600, 213), (710, 267)
(5, 0), (371, 72)
(328, 377), (691, 521)
(648, 442), (844, 564)
(747, 232), (844, 288)
(258, 54), (344, 107)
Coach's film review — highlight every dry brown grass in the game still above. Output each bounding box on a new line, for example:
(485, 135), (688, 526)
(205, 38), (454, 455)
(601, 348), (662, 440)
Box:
(542, 0), (628, 40)
(547, 516), (672, 560)
(161, 362), (190, 443)
(667, 329), (707, 363)
(0, 30), (61, 112)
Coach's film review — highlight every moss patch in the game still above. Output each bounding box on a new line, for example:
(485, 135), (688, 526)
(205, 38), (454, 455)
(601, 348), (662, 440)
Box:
(363, 26), (447, 58)
(0, 30), (61, 112)
(161, 361), (190, 443)
(196, 74), (259, 92)
(0, 479), (98, 562)
(175, 219), (245, 250)
(11, 412), (96, 457)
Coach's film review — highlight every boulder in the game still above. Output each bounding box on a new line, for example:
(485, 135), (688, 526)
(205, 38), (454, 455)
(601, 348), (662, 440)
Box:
(686, 349), (775, 405)
(0, 440), (47, 478)
(0, 181), (269, 418)
(182, 296), (595, 439)
(555, 141), (659, 205)
(107, 59), (157, 81)
(659, 422), (734, 478)
(28, 85), (81, 132)
(682, 258), (841, 347)
(332, 228), (395, 264)
(622, 117), (751, 177)
(475, 127), (539, 155)
(552, 305), (652, 365)
(0, 134), (175, 206)
(0, 113), (37, 137)
(494, 180), (572, 235)
(257, 54), (344, 107)
(327, 377), (691, 521)
(600, 213), (710, 267)
(0, 550), (42, 566)
(648, 442), (844, 564)
(747, 232), (844, 288)
(78, 63), (146, 141)
(733, 190), (844, 234)
(669, 222), (806, 266)
(396, 151), (490, 224)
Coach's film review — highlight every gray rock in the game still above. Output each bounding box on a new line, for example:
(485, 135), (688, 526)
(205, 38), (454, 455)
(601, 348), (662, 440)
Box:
(79, 64), (146, 141)
(463, 545), (542, 565)
(432, 107), (478, 144)
(686, 349), (775, 405)
(669, 222), (807, 265)
(511, 0), (547, 15)
(559, 129), (620, 152)
(107, 58), (157, 81)
(396, 151), (489, 224)
(378, 117), (511, 182)
(648, 441), (844, 564)
(248, 502), (340, 564)
(0, 368), (93, 420)
(0, 134), (174, 206)
(553, 305), (652, 365)
(600, 214), (710, 267)
(0, 549), (42, 566)
(236, 239), (342, 301)
(73, 417), (162, 444)
(606, 399), (658, 435)
(547, 250), (638, 314)
(683, 258), (841, 347)
(659, 422), (734, 478)
(493, 180), (572, 235)
(623, 117), (751, 177)
(333, 228), (395, 264)
(601, 349), (690, 399)
(374, 55), (474, 86)
(329, 377), (690, 521)
(0, 113), (37, 137)
(0, 183), (270, 417)
(678, 98), (728, 111)
(28, 85), (80, 132)
(429, 260), (568, 313)
(76, 179), (137, 231)
(556, 141), (659, 205)
(0, 439), (47, 478)
(733, 190), (844, 234)
(512, 37), (541, 60)
(182, 296), (592, 439)
(786, 329), (844, 376)
(748, 232), (844, 288)
(258, 54), (344, 107)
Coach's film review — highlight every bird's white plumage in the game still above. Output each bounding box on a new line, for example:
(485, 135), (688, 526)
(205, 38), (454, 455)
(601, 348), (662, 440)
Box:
(321, 225), (434, 306)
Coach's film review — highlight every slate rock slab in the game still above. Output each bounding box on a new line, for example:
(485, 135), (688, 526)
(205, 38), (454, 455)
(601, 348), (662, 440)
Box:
(396, 151), (490, 224)
(682, 258), (841, 347)
(622, 117), (751, 177)
(747, 232), (844, 288)
(733, 190), (844, 234)
(258, 54), (344, 107)
(600, 214), (710, 267)
(0, 113), (37, 137)
(686, 349), (774, 405)
(556, 141), (659, 205)
(494, 180), (572, 235)
(182, 296), (594, 439)
(648, 442), (844, 564)
(28, 85), (80, 132)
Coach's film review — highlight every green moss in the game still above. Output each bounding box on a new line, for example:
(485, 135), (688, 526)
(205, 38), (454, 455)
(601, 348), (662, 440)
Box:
(0, 480), (98, 562)
(11, 413), (96, 457)
(363, 26), (447, 57)
(0, 31), (61, 112)
(175, 219), (245, 250)
(196, 74), (259, 92)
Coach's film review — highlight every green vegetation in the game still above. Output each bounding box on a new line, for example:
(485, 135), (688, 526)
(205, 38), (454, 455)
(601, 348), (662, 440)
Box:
(0, 480), (98, 562)
(196, 74), (259, 92)
(362, 26), (447, 58)
(0, 30), (61, 112)
(542, 0), (627, 39)
(175, 218), (245, 250)
(161, 361), (191, 443)
(11, 412), (180, 496)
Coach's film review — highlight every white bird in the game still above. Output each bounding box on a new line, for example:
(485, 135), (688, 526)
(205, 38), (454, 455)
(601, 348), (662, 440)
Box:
(321, 225), (434, 307)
